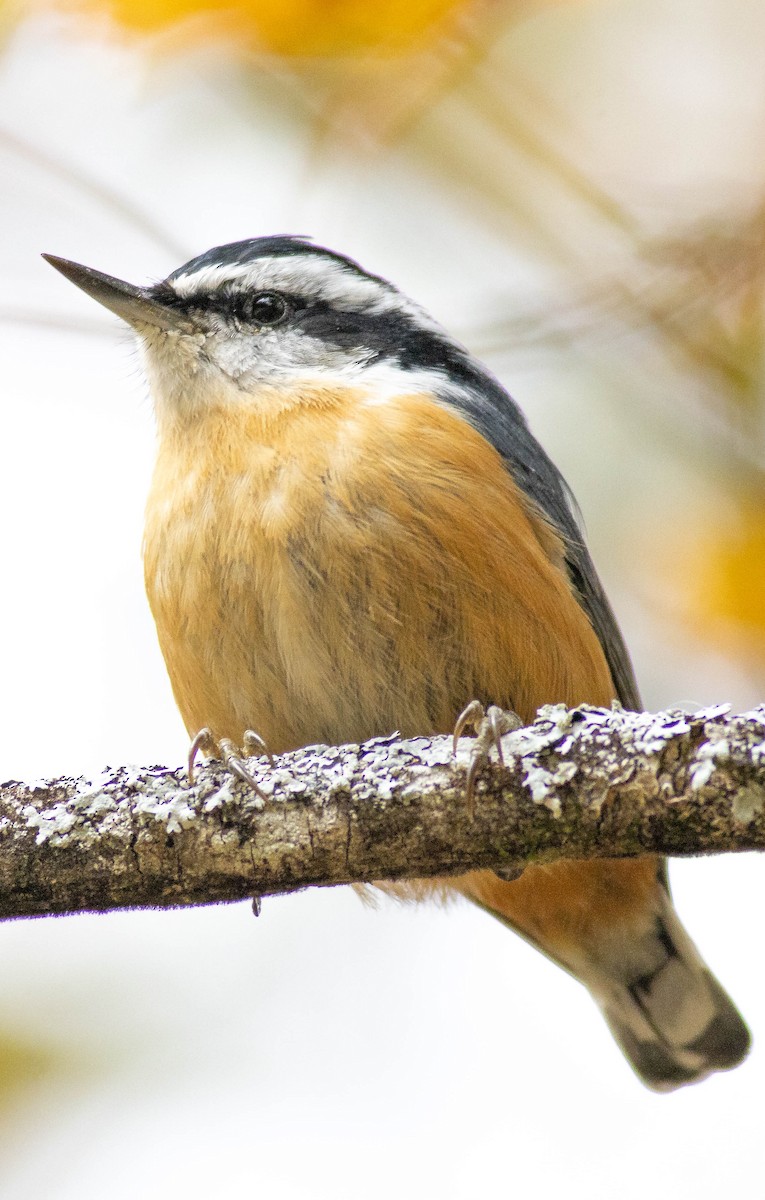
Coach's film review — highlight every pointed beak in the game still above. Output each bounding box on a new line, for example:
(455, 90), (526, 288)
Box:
(42, 254), (194, 334)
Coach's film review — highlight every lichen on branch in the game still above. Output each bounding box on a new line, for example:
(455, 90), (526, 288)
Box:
(1, 702), (764, 920)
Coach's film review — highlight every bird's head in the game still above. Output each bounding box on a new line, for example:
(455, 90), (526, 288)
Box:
(44, 237), (465, 426)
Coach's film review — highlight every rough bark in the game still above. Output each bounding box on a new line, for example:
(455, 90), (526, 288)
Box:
(1, 702), (764, 920)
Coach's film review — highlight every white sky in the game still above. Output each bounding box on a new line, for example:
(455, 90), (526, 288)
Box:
(1, 4), (764, 1196)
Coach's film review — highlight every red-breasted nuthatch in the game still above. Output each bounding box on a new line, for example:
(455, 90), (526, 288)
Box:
(44, 237), (749, 1090)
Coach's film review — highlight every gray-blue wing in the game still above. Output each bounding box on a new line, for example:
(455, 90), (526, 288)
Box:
(436, 359), (642, 711)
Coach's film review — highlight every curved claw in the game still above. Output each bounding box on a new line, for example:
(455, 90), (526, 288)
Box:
(489, 706), (506, 765)
(465, 752), (483, 819)
(453, 701), (523, 818)
(452, 699), (485, 756)
(186, 727), (271, 801)
(243, 729), (275, 766)
(219, 737), (269, 800)
(188, 727), (214, 785)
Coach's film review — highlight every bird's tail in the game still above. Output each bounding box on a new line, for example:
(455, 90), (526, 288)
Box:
(588, 895), (750, 1091)
(458, 862), (750, 1091)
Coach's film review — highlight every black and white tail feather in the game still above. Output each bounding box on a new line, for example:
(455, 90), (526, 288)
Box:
(589, 886), (750, 1091)
(481, 877), (750, 1091)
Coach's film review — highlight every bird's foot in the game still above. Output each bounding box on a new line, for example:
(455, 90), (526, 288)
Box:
(187, 727), (274, 800)
(452, 701), (522, 817)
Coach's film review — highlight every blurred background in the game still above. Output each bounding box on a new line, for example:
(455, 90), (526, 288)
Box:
(1, 0), (764, 1194)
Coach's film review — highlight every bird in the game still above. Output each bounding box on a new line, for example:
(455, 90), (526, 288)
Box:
(44, 236), (750, 1090)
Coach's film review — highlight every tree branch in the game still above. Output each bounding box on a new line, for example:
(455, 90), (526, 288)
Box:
(1, 703), (764, 920)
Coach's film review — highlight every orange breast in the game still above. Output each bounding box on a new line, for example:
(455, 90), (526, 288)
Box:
(143, 383), (615, 751)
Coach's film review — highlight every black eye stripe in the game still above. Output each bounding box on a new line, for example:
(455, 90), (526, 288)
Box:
(153, 282), (464, 369)
(151, 283), (301, 326)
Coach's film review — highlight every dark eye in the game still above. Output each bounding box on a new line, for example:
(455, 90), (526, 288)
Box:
(243, 291), (289, 326)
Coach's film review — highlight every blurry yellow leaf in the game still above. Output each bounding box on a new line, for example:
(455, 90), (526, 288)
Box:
(53, 0), (488, 54)
(678, 500), (765, 668)
(699, 503), (765, 633)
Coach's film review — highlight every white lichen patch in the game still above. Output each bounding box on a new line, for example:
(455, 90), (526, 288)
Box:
(521, 759), (578, 815)
(284, 778), (308, 796)
(21, 764), (210, 843)
(253, 767), (297, 798)
(689, 757), (716, 791)
(355, 737), (456, 806)
(498, 704), (709, 815)
(360, 741), (413, 773)
(399, 737), (454, 767)
(507, 704), (573, 755)
(22, 802), (79, 846)
(695, 703), (732, 721)
(69, 772), (112, 809)
(202, 776), (247, 811)
(375, 778), (396, 801)
(691, 724), (732, 791)
(323, 765), (358, 796)
(20, 769), (138, 846)
(730, 705), (765, 767)
(611, 708), (692, 755)
(134, 792), (197, 834)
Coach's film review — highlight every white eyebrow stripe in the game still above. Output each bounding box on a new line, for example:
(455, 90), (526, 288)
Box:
(169, 253), (445, 335)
